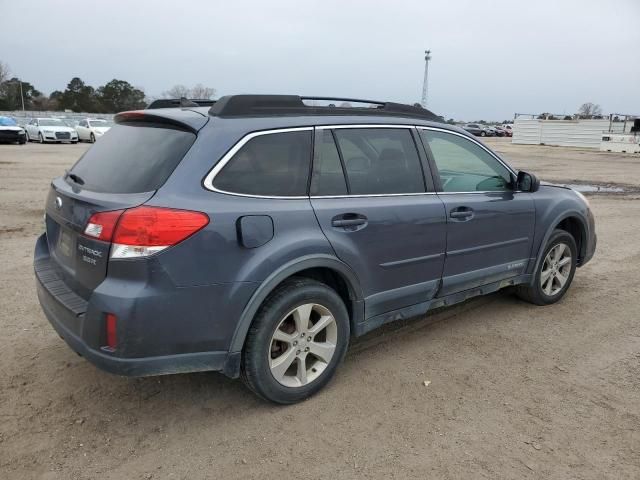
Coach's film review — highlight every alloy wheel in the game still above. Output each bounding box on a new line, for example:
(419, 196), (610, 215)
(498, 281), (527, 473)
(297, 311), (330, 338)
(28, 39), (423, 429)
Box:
(269, 303), (337, 388)
(540, 242), (572, 296)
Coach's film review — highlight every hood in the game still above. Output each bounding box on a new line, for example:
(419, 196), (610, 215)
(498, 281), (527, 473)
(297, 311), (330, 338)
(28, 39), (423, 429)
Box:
(41, 125), (76, 133)
(0, 126), (24, 132)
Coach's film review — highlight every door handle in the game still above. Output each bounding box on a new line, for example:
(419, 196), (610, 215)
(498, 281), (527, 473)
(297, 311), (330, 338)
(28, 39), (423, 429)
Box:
(332, 218), (366, 227)
(450, 207), (474, 219)
(331, 214), (367, 228)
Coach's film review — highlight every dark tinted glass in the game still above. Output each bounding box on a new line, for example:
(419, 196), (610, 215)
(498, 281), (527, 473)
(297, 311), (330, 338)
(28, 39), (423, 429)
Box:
(213, 130), (312, 196)
(69, 124), (195, 193)
(310, 131), (347, 196)
(333, 128), (425, 195)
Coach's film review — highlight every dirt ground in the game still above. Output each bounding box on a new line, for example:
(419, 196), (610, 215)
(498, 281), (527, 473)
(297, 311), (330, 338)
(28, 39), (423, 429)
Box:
(1, 139), (639, 480)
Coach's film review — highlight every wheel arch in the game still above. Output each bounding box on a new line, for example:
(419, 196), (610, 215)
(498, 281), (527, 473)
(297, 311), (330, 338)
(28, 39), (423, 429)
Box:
(530, 211), (587, 284)
(222, 254), (363, 378)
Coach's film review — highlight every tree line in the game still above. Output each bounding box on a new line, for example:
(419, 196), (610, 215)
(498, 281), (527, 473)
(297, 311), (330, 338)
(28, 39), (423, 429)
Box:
(0, 61), (215, 113)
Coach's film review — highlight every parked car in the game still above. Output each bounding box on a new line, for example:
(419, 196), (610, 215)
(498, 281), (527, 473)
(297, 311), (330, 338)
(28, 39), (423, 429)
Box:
(25, 118), (79, 144)
(75, 118), (113, 143)
(493, 126), (507, 137)
(0, 116), (27, 144)
(35, 95), (596, 404)
(463, 123), (494, 137)
(502, 124), (514, 137)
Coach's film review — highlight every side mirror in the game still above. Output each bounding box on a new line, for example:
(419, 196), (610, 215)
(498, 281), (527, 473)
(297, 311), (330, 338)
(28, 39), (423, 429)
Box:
(516, 171), (540, 192)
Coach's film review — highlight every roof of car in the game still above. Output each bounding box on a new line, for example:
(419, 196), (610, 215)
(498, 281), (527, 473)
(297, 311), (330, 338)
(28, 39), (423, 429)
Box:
(120, 95), (472, 137)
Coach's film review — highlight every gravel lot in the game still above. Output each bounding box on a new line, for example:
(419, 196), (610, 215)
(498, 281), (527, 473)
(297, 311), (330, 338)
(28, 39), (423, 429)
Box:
(1, 138), (639, 479)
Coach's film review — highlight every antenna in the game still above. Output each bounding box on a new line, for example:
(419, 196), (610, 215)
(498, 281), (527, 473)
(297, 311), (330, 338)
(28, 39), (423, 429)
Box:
(421, 50), (432, 108)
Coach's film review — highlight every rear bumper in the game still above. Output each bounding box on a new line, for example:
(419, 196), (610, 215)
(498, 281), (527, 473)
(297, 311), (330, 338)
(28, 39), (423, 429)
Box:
(34, 233), (256, 377)
(36, 276), (226, 376)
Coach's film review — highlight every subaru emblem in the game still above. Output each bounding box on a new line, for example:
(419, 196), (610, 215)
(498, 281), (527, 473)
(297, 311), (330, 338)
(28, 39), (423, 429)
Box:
(55, 196), (62, 209)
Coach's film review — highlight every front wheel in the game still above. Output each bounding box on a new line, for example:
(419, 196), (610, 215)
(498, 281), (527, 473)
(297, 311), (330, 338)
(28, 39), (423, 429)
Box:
(25, 132), (30, 142)
(480, 131), (486, 137)
(38, 132), (44, 144)
(241, 278), (350, 404)
(516, 229), (577, 305)
(90, 133), (95, 143)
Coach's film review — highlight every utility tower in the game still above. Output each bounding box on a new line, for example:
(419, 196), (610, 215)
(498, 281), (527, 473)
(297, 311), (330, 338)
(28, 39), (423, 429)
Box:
(421, 50), (432, 108)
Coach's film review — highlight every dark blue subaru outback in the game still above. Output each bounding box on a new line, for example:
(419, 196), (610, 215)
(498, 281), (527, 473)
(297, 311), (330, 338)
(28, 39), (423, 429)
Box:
(35, 95), (596, 403)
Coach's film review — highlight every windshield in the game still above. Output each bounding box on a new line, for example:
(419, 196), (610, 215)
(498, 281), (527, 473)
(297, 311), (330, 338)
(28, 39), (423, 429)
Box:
(39, 119), (65, 127)
(0, 117), (18, 126)
(89, 120), (113, 127)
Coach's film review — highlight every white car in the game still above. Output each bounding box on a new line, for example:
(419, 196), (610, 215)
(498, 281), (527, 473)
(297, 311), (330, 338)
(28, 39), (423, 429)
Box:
(75, 118), (113, 143)
(25, 118), (79, 144)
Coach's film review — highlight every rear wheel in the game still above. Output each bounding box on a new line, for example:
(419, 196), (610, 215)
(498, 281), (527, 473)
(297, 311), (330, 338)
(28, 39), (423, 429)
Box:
(516, 229), (577, 305)
(241, 278), (350, 404)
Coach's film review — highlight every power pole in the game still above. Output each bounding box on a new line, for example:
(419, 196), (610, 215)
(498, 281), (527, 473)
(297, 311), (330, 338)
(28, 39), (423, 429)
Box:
(421, 50), (432, 108)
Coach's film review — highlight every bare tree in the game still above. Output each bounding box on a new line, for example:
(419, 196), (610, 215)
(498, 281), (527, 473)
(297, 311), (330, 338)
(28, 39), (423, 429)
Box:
(190, 84), (216, 99)
(162, 84), (191, 99)
(577, 102), (602, 118)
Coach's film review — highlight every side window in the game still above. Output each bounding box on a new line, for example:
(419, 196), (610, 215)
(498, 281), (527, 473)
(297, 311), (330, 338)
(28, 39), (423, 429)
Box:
(213, 130), (312, 196)
(310, 130), (347, 196)
(333, 128), (425, 195)
(420, 130), (512, 192)
(79, 120), (86, 127)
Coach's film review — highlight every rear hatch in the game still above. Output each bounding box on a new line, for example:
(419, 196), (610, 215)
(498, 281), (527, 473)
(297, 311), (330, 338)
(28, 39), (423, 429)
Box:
(44, 111), (204, 300)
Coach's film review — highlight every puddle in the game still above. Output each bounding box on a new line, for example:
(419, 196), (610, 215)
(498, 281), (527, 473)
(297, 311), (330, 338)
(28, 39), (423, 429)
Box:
(562, 183), (626, 193)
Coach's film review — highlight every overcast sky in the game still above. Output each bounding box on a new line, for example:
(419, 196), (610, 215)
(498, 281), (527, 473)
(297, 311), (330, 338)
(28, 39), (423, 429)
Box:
(2, 0), (639, 120)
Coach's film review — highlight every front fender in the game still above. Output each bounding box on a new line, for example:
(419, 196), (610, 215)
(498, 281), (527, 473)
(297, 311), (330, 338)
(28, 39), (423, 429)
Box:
(527, 186), (591, 282)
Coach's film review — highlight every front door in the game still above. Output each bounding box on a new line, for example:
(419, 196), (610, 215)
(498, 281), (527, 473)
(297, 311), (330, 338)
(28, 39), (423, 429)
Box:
(310, 126), (447, 322)
(418, 128), (535, 296)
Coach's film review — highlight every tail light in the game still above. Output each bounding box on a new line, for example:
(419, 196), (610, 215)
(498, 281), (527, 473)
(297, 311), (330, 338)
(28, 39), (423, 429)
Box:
(84, 210), (124, 241)
(84, 206), (209, 259)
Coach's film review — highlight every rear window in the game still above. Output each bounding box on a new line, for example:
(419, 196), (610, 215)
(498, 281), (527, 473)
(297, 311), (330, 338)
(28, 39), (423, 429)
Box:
(69, 124), (195, 193)
(212, 130), (312, 196)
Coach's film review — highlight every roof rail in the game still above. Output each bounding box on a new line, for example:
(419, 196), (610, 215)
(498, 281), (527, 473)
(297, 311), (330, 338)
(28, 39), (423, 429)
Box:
(147, 98), (216, 110)
(208, 95), (441, 121)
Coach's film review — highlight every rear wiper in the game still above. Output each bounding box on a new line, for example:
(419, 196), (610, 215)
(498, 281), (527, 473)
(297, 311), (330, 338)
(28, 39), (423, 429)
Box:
(65, 171), (85, 185)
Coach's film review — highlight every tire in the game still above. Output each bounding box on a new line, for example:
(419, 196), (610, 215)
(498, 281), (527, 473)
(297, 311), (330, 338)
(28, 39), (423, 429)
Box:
(38, 132), (44, 144)
(516, 229), (577, 305)
(241, 277), (350, 404)
(25, 132), (30, 142)
(90, 133), (95, 143)
(480, 131), (486, 137)
(71, 141), (78, 144)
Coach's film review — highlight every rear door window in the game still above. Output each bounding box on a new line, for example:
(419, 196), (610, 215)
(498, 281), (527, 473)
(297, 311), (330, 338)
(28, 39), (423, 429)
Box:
(332, 128), (425, 195)
(69, 124), (195, 193)
(213, 130), (312, 196)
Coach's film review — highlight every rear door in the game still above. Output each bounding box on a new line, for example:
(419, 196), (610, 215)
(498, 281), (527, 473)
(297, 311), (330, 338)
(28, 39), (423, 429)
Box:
(310, 126), (447, 321)
(45, 120), (198, 299)
(418, 128), (535, 296)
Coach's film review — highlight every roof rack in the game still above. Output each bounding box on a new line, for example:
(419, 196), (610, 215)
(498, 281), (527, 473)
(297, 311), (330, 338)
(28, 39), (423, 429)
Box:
(208, 95), (441, 121)
(147, 98), (216, 110)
